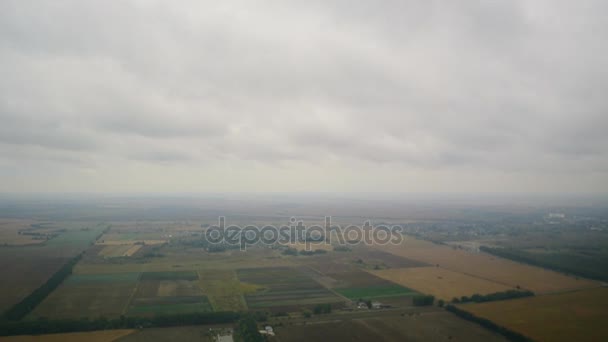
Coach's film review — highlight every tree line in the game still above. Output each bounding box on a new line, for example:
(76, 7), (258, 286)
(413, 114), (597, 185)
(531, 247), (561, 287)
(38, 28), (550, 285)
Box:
(412, 295), (435, 306)
(451, 289), (534, 304)
(234, 314), (264, 342)
(445, 305), (532, 342)
(0, 311), (242, 337)
(313, 303), (332, 314)
(480, 246), (607, 281)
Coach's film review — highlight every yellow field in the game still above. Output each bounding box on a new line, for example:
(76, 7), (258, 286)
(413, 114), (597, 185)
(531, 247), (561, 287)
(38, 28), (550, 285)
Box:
(0, 329), (135, 342)
(460, 287), (608, 342)
(124, 245), (142, 256)
(98, 244), (142, 257)
(371, 267), (512, 300)
(380, 238), (599, 293)
(198, 269), (262, 311)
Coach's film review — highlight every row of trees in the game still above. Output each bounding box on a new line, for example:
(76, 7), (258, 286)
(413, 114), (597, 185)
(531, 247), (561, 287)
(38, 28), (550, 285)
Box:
(412, 295), (435, 306)
(445, 305), (532, 342)
(281, 247), (327, 256)
(3, 253), (83, 321)
(480, 246), (607, 281)
(313, 303), (332, 314)
(299, 249), (327, 256)
(451, 290), (534, 304)
(234, 315), (264, 342)
(0, 311), (241, 337)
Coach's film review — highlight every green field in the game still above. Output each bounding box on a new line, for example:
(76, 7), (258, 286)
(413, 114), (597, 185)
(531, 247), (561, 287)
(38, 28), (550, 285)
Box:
(45, 226), (106, 249)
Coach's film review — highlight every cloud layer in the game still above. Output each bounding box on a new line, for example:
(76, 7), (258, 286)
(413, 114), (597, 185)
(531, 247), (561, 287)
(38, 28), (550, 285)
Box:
(1, 1), (607, 192)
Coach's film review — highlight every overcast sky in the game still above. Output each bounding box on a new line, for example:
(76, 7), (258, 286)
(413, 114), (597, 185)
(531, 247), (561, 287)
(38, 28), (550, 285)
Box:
(0, 1), (607, 193)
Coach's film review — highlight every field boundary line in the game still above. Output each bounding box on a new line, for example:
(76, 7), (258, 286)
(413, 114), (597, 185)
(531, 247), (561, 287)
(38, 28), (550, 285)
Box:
(197, 270), (218, 311)
(122, 272), (142, 315)
(438, 266), (519, 289)
(529, 284), (604, 297)
(232, 270), (249, 311)
(303, 265), (352, 303)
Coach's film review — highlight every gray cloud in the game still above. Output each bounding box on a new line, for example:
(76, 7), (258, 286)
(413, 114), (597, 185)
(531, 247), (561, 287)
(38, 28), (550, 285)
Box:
(0, 0), (607, 192)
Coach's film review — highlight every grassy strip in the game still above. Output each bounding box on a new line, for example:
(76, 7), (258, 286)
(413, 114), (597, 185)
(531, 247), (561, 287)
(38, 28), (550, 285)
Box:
(235, 314), (264, 342)
(445, 305), (533, 342)
(452, 289), (534, 304)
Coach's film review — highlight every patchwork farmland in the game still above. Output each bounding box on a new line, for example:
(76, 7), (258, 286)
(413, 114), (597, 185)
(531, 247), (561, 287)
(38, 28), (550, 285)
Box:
(29, 273), (140, 319)
(2, 210), (607, 342)
(237, 267), (345, 311)
(198, 269), (259, 312)
(327, 269), (418, 300)
(30, 271), (215, 319)
(0, 224), (108, 313)
(128, 271), (212, 316)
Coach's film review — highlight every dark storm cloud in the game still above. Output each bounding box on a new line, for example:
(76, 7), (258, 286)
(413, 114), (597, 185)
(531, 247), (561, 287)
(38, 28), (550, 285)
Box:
(0, 0), (607, 191)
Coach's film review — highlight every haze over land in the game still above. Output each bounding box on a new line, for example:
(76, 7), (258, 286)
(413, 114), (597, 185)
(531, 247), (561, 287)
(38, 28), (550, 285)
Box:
(1, 0), (607, 193)
(3, 2), (608, 342)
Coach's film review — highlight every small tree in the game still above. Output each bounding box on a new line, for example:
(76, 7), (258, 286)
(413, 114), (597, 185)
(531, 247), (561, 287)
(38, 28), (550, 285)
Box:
(313, 303), (332, 314)
(413, 295), (435, 306)
(235, 315), (264, 342)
